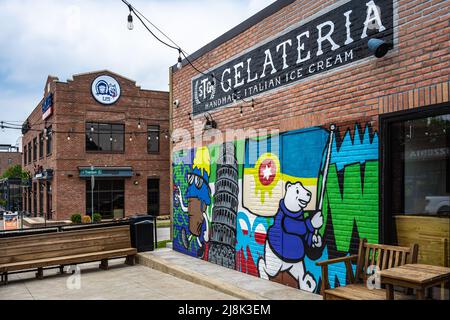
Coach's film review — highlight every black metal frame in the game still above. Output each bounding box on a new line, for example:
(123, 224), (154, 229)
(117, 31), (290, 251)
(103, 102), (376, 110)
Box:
(379, 102), (450, 244)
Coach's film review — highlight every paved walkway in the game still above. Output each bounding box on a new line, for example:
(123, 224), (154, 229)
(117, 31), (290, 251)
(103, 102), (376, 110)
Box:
(0, 259), (236, 300)
(138, 249), (322, 300)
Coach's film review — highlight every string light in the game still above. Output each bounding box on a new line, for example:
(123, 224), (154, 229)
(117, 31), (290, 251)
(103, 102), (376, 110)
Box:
(138, 119), (142, 129)
(127, 5), (134, 30)
(177, 49), (183, 70)
(240, 106), (243, 117)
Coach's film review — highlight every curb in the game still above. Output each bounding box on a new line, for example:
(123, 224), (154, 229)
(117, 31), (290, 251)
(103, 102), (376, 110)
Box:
(136, 253), (266, 300)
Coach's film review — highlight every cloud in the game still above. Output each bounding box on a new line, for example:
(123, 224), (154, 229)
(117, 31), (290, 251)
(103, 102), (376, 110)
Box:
(0, 0), (275, 147)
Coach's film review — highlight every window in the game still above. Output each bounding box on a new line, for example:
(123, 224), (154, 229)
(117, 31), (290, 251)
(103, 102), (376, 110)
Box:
(86, 122), (124, 152)
(47, 182), (52, 219)
(39, 182), (44, 216)
(24, 146), (27, 165)
(86, 180), (125, 219)
(147, 179), (160, 216)
(148, 125), (160, 153)
(46, 126), (53, 155)
(39, 132), (44, 159)
(32, 182), (37, 216)
(33, 138), (37, 161)
(385, 111), (450, 217)
(28, 142), (31, 164)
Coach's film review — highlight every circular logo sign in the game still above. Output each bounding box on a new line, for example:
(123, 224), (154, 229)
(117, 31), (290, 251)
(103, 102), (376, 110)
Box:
(91, 75), (121, 105)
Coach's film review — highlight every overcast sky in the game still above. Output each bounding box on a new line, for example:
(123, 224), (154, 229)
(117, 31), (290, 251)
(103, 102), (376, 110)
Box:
(0, 0), (275, 149)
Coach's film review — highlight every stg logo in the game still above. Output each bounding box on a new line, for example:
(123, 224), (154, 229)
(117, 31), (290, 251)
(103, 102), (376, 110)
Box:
(193, 77), (216, 105)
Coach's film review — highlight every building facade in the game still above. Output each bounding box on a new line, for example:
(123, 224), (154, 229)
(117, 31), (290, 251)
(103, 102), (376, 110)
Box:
(22, 71), (170, 221)
(0, 145), (21, 177)
(170, 0), (450, 294)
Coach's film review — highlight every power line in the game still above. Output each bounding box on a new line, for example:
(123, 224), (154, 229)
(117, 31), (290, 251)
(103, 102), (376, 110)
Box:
(121, 0), (254, 105)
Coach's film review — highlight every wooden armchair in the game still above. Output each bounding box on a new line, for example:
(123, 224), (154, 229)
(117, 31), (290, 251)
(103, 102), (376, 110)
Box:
(316, 238), (419, 300)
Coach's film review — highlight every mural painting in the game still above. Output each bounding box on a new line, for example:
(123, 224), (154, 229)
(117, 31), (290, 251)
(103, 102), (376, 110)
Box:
(172, 123), (379, 293)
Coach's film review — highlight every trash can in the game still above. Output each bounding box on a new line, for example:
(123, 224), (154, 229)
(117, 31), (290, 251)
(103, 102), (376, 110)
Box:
(129, 215), (157, 252)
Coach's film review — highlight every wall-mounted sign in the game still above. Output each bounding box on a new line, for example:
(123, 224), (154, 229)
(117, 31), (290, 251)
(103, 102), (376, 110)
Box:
(91, 75), (121, 105)
(42, 93), (54, 120)
(191, 0), (394, 115)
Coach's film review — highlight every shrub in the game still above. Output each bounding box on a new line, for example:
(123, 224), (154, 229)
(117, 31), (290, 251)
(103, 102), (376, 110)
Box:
(82, 215), (92, 224)
(70, 213), (82, 224)
(93, 213), (102, 223)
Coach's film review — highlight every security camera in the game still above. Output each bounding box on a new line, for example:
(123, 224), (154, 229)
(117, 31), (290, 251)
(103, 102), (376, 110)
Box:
(368, 38), (393, 58)
(173, 99), (180, 108)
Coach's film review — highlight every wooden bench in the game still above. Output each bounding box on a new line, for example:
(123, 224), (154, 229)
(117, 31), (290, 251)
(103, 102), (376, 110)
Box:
(0, 225), (137, 284)
(316, 238), (419, 300)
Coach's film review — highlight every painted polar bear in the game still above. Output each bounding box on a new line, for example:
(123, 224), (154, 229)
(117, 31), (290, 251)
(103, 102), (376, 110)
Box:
(258, 182), (323, 292)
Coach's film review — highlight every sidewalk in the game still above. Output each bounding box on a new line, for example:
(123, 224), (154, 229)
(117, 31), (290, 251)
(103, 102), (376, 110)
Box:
(137, 249), (322, 300)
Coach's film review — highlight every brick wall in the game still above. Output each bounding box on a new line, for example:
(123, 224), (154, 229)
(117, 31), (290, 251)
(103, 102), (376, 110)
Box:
(171, 0), (450, 293)
(22, 71), (170, 220)
(0, 152), (21, 177)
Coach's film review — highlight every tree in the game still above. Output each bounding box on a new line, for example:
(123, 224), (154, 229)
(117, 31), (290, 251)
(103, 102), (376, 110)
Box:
(1, 165), (29, 180)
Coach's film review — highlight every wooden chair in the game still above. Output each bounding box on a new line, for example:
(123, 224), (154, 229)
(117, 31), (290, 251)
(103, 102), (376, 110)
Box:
(0, 225), (137, 284)
(316, 238), (419, 300)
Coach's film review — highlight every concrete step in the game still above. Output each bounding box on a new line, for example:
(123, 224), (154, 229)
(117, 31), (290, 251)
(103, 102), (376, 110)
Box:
(137, 249), (322, 301)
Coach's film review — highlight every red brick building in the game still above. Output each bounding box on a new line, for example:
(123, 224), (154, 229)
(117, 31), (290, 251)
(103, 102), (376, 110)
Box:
(0, 145), (21, 177)
(22, 71), (170, 221)
(170, 0), (449, 293)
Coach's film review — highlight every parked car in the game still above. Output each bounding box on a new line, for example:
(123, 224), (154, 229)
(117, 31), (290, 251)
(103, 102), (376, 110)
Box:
(425, 196), (450, 214)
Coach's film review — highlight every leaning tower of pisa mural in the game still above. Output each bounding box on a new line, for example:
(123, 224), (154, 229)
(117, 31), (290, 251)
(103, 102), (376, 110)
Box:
(208, 142), (239, 269)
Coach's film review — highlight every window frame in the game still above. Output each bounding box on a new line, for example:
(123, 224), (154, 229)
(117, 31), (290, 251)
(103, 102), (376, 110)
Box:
(32, 138), (37, 162)
(380, 102), (450, 244)
(85, 122), (125, 154)
(147, 125), (160, 154)
(46, 126), (53, 156)
(39, 132), (44, 159)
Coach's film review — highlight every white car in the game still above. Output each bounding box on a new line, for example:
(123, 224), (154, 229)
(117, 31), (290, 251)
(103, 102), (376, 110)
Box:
(425, 196), (450, 214)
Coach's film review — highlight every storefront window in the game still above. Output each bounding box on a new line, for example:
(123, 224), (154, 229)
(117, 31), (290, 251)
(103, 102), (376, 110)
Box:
(389, 113), (450, 216)
(32, 182), (37, 216)
(47, 182), (52, 219)
(39, 182), (44, 216)
(147, 179), (160, 216)
(86, 122), (124, 152)
(86, 179), (125, 219)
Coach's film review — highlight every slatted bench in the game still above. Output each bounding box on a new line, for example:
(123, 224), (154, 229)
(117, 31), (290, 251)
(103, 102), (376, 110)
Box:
(0, 225), (137, 284)
(316, 238), (419, 300)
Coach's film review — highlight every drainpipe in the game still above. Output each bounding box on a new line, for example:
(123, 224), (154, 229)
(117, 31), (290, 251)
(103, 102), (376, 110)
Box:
(169, 66), (174, 243)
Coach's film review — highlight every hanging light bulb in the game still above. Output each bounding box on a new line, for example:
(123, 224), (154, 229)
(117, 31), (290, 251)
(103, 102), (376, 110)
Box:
(232, 91), (238, 103)
(177, 49), (183, 69)
(240, 106), (243, 117)
(127, 6), (134, 30)
(138, 119), (142, 129)
(188, 113), (192, 124)
(251, 99), (255, 111)
(110, 136), (113, 142)
(129, 134), (133, 142)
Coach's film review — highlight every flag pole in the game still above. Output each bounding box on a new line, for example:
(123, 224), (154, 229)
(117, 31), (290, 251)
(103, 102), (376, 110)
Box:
(318, 124), (336, 211)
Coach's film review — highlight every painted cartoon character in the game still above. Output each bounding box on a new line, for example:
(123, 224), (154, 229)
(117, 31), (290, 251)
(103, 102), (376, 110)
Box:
(174, 147), (211, 258)
(108, 84), (117, 97)
(258, 182), (323, 292)
(96, 80), (108, 95)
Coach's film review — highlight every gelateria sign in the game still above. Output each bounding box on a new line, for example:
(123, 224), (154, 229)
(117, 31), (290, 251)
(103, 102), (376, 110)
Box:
(191, 0), (394, 115)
